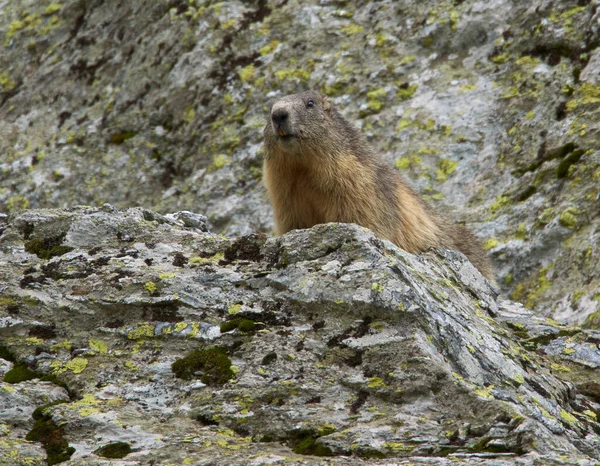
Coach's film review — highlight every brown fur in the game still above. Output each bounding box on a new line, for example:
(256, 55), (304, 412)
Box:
(263, 91), (495, 283)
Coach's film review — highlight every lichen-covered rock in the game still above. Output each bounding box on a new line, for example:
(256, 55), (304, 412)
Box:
(1, 0), (599, 326)
(0, 206), (600, 464)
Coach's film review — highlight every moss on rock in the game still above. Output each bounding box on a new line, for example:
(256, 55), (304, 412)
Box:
(172, 347), (234, 385)
(94, 442), (132, 459)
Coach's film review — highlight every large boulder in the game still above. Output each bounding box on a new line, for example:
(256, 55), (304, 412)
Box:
(1, 206), (599, 464)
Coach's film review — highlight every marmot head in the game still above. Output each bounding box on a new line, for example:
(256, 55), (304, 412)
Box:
(264, 91), (342, 156)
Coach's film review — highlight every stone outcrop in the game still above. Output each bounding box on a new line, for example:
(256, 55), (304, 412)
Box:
(1, 0), (599, 324)
(1, 207), (600, 464)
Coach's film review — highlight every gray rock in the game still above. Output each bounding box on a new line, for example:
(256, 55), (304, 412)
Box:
(0, 207), (600, 464)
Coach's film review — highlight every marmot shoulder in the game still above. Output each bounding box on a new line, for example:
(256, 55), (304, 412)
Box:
(262, 90), (494, 283)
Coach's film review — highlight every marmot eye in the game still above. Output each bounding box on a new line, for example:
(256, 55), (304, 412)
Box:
(307, 99), (314, 107)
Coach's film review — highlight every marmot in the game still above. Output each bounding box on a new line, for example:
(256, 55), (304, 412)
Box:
(263, 91), (495, 283)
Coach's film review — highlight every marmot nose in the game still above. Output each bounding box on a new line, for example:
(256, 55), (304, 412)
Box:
(271, 108), (288, 127)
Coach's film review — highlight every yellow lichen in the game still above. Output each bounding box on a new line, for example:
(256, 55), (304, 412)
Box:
(483, 238), (499, 250)
(260, 40), (280, 56)
(239, 64), (255, 82)
(128, 322), (155, 340)
(436, 159), (458, 181)
(89, 339), (108, 354)
(207, 154), (232, 173)
(43, 3), (63, 15)
(367, 377), (385, 388)
(228, 304), (242, 315)
(340, 24), (364, 35)
(474, 385), (494, 400)
(65, 357), (88, 374)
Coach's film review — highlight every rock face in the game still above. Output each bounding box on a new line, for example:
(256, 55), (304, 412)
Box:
(1, 0), (599, 325)
(1, 206), (600, 464)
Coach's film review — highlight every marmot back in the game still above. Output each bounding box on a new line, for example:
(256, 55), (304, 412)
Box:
(263, 91), (494, 283)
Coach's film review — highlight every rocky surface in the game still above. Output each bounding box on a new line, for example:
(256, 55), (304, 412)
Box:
(0, 0), (599, 325)
(0, 206), (600, 464)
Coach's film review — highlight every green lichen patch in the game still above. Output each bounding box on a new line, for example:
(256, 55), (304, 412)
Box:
(94, 442), (132, 459)
(26, 401), (75, 465)
(220, 318), (257, 333)
(24, 234), (74, 260)
(172, 346), (234, 385)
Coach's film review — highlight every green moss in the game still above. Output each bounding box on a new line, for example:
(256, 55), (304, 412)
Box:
(422, 36), (434, 47)
(220, 318), (257, 333)
(26, 401), (75, 465)
(317, 423), (336, 436)
(397, 83), (418, 100)
(356, 448), (386, 458)
(24, 237), (74, 259)
(291, 431), (334, 456)
(108, 131), (136, 144)
(94, 442), (132, 459)
(4, 364), (38, 383)
(172, 347), (234, 385)
(556, 149), (585, 178)
(0, 344), (15, 362)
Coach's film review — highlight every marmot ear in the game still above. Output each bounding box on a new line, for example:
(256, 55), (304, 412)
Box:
(323, 96), (331, 111)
